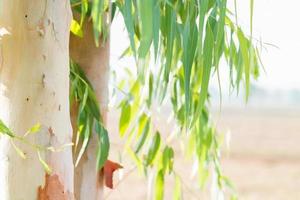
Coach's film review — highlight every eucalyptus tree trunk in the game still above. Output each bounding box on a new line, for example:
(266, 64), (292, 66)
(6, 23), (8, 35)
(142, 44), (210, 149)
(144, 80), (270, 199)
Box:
(0, 0), (74, 199)
(70, 19), (110, 199)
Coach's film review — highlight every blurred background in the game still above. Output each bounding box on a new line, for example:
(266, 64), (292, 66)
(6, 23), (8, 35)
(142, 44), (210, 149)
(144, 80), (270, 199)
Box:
(212, 1), (300, 198)
(105, 0), (300, 199)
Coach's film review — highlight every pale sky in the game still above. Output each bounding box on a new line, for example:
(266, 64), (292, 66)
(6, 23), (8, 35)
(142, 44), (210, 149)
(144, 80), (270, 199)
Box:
(230, 0), (300, 91)
(111, 0), (300, 91)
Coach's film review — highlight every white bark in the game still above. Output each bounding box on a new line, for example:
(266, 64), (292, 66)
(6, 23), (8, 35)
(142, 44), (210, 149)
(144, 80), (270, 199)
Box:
(70, 19), (110, 200)
(0, 0), (74, 199)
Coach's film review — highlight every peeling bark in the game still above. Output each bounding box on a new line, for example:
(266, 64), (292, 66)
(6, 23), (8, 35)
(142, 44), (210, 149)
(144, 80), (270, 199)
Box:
(38, 174), (73, 200)
(70, 17), (110, 200)
(102, 160), (123, 189)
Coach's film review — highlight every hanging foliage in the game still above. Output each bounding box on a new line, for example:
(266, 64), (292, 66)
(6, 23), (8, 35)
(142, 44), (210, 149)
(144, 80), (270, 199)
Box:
(70, 0), (262, 198)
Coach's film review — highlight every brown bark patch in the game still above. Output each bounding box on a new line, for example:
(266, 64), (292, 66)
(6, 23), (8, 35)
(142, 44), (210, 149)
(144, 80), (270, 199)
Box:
(101, 160), (123, 189)
(38, 174), (73, 200)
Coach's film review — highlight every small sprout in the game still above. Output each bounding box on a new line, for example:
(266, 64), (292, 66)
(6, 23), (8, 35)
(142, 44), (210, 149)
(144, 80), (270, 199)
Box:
(47, 143), (73, 153)
(24, 123), (41, 137)
(25, 14), (28, 18)
(11, 141), (26, 159)
(38, 151), (52, 174)
(26, 97), (29, 102)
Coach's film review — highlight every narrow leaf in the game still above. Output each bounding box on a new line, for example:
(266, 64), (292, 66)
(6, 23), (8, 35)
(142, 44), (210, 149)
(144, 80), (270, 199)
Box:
(119, 101), (131, 137)
(96, 122), (110, 169)
(146, 131), (161, 165)
(155, 170), (164, 200)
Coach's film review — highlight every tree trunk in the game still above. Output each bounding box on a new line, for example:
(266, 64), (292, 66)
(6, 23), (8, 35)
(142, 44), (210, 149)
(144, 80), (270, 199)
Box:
(0, 0), (74, 199)
(70, 19), (110, 200)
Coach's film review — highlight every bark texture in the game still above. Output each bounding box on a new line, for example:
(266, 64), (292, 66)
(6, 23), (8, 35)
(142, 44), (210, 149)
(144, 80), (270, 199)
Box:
(70, 19), (110, 200)
(0, 0), (74, 199)
(38, 174), (73, 200)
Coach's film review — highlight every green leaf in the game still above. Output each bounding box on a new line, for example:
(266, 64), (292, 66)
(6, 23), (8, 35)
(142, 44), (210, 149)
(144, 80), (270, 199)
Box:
(92, 0), (105, 46)
(0, 119), (15, 137)
(111, 2), (117, 22)
(135, 118), (150, 153)
(127, 147), (144, 173)
(173, 175), (182, 200)
(75, 117), (91, 166)
(96, 121), (110, 169)
(237, 27), (250, 100)
(80, 0), (89, 25)
(197, 0), (209, 63)
(155, 170), (164, 200)
(124, 0), (136, 55)
(87, 88), (101, 120)
(79, 86), (89, 113)
(214, 0), (227, 66)
(164, 4), (176, 82)
(138, 0), (153, 58)
(196, 21), (214, 120)
(147, 72), (154, 107)
(152, 0), (160, 59)
(235, 49), (243, 93)
(162, 146), (174, 174)
(119, 101), (132, 137)
(136, 114), (148, 137)
(182, 20), (198, 119)
(146, 131), (161, 165)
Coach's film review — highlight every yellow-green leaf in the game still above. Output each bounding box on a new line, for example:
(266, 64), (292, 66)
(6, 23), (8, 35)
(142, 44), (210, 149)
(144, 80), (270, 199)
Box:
(70, 19), (83, 38)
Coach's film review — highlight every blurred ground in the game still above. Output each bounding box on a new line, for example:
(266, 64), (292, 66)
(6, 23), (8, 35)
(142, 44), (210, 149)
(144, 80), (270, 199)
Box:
(104, 106), (300, 200)
(218, 107), (300, 200)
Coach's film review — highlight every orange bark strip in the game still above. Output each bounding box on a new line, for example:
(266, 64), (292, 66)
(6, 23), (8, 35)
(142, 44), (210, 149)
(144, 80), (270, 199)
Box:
(102, 160), (123, 189)
(38, 174), (73, 200)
